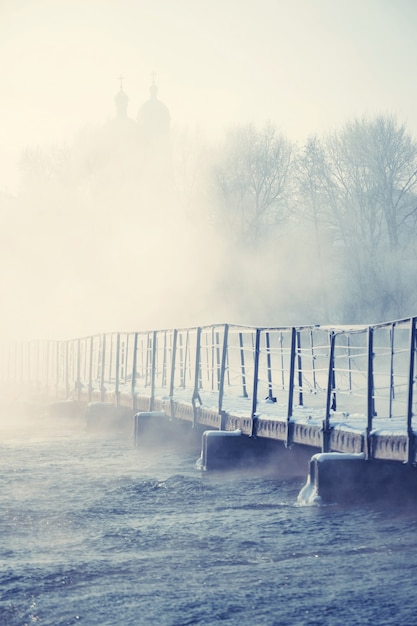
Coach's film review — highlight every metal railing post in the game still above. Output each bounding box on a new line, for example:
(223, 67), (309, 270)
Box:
(322, 331), (335, 453)
(149, 331), (157, 412)
(365, 326), (375, 460)
(265, 331), (274, 402)
(191, 327), (202, 427)
(238, 331), (248, 398)
(179, 332), (184, 388)
(162, 330), (167, 388)
(218, 324), (229, 423)
(215, 330), (221, 390)
(123, 334), (128, 384)
(100, 334), (106, 402)
(45, 340), (50, 396)
(115, 332), (120, 407)
(287, 327), (296, 424)
(131, 332), (138, 410)
(310, 329), (317, 391)
(250, 328), (261, 436)
(169, 329), (178, 418)
(389, 323), (395, 419)
(88, 336), (93, 403)
(145, 332), (151, 387)
(296, 330), (303, 406)
(76, 338), (81, 402)
(347, 334), (352, 393)
(183, 330), (189, 388)
(407, 317), (416, 465)
(109, 333), (114, 389)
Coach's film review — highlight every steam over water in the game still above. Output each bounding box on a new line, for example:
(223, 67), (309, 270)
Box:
(2, 412), (417, 625)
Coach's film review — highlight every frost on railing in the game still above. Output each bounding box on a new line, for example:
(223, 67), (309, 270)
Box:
(1, 317), (416, 434)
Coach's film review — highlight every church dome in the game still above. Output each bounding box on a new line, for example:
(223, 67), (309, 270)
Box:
(114, 87), (129, 118)
(137, 82), (170, 137)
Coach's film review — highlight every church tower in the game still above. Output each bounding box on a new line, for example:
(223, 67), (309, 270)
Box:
(137, 76), (170, 143)
(114, 82), (129, 119)
(136, 77), (172, 190)
(112, 76), (136, 130)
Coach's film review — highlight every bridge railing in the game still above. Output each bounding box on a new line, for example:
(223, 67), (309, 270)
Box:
(1, 318), (416, 441)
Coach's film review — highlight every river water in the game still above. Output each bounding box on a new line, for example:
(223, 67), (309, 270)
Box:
(1, 408), (417, 626)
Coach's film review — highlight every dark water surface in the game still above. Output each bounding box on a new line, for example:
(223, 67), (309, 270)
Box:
(1, 413), (417, 626)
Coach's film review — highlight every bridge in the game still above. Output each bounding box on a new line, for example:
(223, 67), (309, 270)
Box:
(2, 317), (417, 503)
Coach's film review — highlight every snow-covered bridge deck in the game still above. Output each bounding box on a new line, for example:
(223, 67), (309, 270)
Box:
(2, 318), (417, 465)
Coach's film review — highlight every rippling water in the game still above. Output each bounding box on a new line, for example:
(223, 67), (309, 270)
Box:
(1, 410), (417, 626)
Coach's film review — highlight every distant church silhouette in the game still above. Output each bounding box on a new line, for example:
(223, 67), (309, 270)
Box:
(111, 76), (168, 139)
(136, 77), (170, 143)
(109, 75), (172, 193)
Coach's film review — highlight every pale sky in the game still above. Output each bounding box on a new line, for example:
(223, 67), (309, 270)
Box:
(1, 0), (417, 194)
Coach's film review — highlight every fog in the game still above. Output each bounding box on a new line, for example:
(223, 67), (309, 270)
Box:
(1, 0), (417, 342)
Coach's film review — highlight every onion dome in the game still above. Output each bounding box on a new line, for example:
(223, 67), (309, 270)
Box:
(114, 86), (129, 118)
(137, 80), (170, 138)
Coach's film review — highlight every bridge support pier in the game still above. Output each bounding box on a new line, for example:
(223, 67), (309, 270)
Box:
(134, 411), (168, 446)
(133, 411), (203, 450)
(48, 398), (84, 418)
(298, 452), (417, 505)
(197, 430), (315, 474)
(198, 430), (244, 471)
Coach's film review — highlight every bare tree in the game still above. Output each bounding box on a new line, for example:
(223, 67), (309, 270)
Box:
(211, 122), (295, 244)
(324, 115), (417, 254)
(315, 114), (417, 322)
(295, 136), (334, 318)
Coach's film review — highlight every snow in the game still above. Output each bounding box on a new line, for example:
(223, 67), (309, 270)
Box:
(203, 429), (242, 438)
(116, 379), (411, 438)
(311, 452), (366, 463)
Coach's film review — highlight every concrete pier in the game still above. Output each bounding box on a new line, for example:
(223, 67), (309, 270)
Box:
(133, 411), (204, 451)
(47, 399), (85, 419)
(198, 429), (244, 471)
(298, 452), (417, 505)
(197, 428), (317, 477)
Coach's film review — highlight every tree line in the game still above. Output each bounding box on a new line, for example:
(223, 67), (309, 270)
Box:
(11, 112), (417, 327)
(202, 114), (417, 324)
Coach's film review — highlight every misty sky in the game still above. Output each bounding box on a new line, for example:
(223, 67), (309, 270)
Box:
(1, 0), (417, 342)
(1, 0), (417, 193)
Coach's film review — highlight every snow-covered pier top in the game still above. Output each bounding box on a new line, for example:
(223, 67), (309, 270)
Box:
(3, 319), (417, 502)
